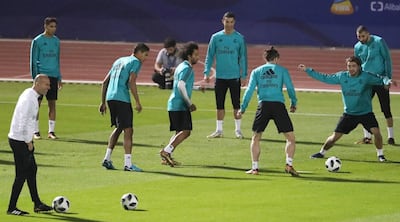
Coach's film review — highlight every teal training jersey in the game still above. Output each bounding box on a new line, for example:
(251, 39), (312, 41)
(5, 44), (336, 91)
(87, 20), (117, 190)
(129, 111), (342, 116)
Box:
(167, 61), (194, 111)
(354, 35), (392, 78)
(106, 56), (142, 103)
(30, 34), (61, 80)
(204, 30), (247, 79)
(305, 68), (391, 115)
(241, 63), (297, 112)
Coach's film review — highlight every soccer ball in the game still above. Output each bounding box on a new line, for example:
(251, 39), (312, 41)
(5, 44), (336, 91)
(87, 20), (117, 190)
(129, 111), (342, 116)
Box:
(52, 196), (70, 213)
(121, 193), (139, 210)
(325, 156), (342, 172)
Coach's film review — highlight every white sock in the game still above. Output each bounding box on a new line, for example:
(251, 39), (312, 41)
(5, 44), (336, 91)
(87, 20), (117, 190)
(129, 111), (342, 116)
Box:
(387, 127), (394, 138)
(163, 144), (174, 153)
(104, 148), (112, 161)
(234, 119), (241, 132)
(376, 149), (384, 156)
(124, 154), (132, 167)
(286, 157), (293, 166)
(49, 120), (56, 133)
(35, 120), (39, 133)
(320, 149), (327, 155)
(363, 128), (372, 139)
(216, 120), (223, 132)
(252, 161), (259, 170)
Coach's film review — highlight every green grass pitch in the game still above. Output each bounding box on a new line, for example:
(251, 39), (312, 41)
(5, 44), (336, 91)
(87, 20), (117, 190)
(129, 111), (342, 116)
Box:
(0, 82), (399, 222)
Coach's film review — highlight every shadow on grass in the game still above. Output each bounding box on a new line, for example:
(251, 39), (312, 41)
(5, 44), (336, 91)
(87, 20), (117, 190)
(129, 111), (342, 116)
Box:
(27, 212), (105, 222)
(297, 175), (400, 184)
(337, 158), (400, 164)
(145, 170), (262, 181)
(258, 138), (356, 147)
(52, 137), (159, 148)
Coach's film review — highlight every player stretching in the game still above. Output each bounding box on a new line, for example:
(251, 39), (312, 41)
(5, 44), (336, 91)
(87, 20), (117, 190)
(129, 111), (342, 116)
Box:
(238, 47), (299, 176)
(299, 56), (396, 162)
(159, 42), (200, 167)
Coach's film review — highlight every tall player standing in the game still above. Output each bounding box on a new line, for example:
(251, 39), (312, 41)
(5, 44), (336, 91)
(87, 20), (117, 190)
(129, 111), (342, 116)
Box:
(204, 12), (248, 139)
(30, 17), (62, 140)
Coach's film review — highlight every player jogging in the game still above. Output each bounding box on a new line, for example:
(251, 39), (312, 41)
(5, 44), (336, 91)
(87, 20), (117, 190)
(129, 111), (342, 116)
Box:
(159, 42), (200, 167)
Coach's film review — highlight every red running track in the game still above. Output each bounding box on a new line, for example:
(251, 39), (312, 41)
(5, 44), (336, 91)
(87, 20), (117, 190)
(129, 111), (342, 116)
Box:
(1, 39), (399, 92)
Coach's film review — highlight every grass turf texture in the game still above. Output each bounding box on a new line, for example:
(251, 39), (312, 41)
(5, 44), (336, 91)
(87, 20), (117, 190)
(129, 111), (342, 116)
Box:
(0, 82), (399, 222)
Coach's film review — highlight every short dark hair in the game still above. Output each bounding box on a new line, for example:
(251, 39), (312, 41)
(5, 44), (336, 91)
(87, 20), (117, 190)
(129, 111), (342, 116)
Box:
(134, 43), (150, 54)
(223, 12), (235, 19)
(264, 46), (279, 61)
(179, 41), (198, 61)
(346, 56), (362, 67)
(163, 38), (177, 48)
(356, 25), (368, 33)
(44, 17), (57, 25)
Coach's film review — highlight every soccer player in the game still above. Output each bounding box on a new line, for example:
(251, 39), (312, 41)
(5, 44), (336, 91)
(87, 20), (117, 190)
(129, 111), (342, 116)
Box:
(7, 75), (53, 216)
(159, 42), (200, 167)
(30, 17), (62, 140)
(354, 25), (395, 145)
(99, 43), (150, 172)
(152, 37), (182, 89)
(238, 47), (299, 176)
(298, 56), (396, 162)
(204, 11), (248, 139)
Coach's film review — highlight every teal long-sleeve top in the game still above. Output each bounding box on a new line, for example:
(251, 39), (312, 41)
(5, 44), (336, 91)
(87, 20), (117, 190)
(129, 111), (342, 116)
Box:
(240, 63), (297, 113)
(354, 35), (392, 78)
(305, 68), (391, 115)
(30, 34), (62, 80)
(203, 30), (247, 80)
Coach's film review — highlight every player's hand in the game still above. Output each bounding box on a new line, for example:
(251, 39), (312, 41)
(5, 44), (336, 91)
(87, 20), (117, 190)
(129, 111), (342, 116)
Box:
(237, 109), (244, 118)
(391, 79), (398, 87)
(99, 103), (107, 115)
(135, 103), (142, 113)
(290, 105), (297, 113)
(58, 81), (63, 90)
(189, 104), (197, 112)
(241, 78), (247, 87)
(297, 64), (307, 71)
(27, 142), (34, 151)
(204, 75), (210, 83)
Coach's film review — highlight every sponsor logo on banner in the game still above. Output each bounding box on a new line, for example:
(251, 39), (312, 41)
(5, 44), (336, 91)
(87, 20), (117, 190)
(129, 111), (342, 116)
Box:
(331, 0), (354, 15)
(371, 1), (400, 12)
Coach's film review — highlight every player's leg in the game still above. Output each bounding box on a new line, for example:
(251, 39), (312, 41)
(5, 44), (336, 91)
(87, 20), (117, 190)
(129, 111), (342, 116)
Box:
(246, 132), (262, 175)
(375, 86), (394, 144)
(207, 79), (228, 138)
(283, 131), (299, 176)
(311, 114), (355, 158)
(7, 139), (29, 215)
(47, 100), (57, 139)
(46, 77), (59, 139)
(246, 102), (269, 175)
(229, 78), (243, 138)
(161, 111), (192, 166)
(362, 112), (387, 162)
(102, 101), (122, 169)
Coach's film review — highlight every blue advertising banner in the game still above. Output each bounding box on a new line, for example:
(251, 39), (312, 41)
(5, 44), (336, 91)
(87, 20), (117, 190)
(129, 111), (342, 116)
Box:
(0, 0), (399, 48)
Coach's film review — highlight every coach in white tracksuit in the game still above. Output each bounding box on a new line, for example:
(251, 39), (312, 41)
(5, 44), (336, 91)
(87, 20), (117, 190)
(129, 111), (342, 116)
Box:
(7, 74), (52, 215)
